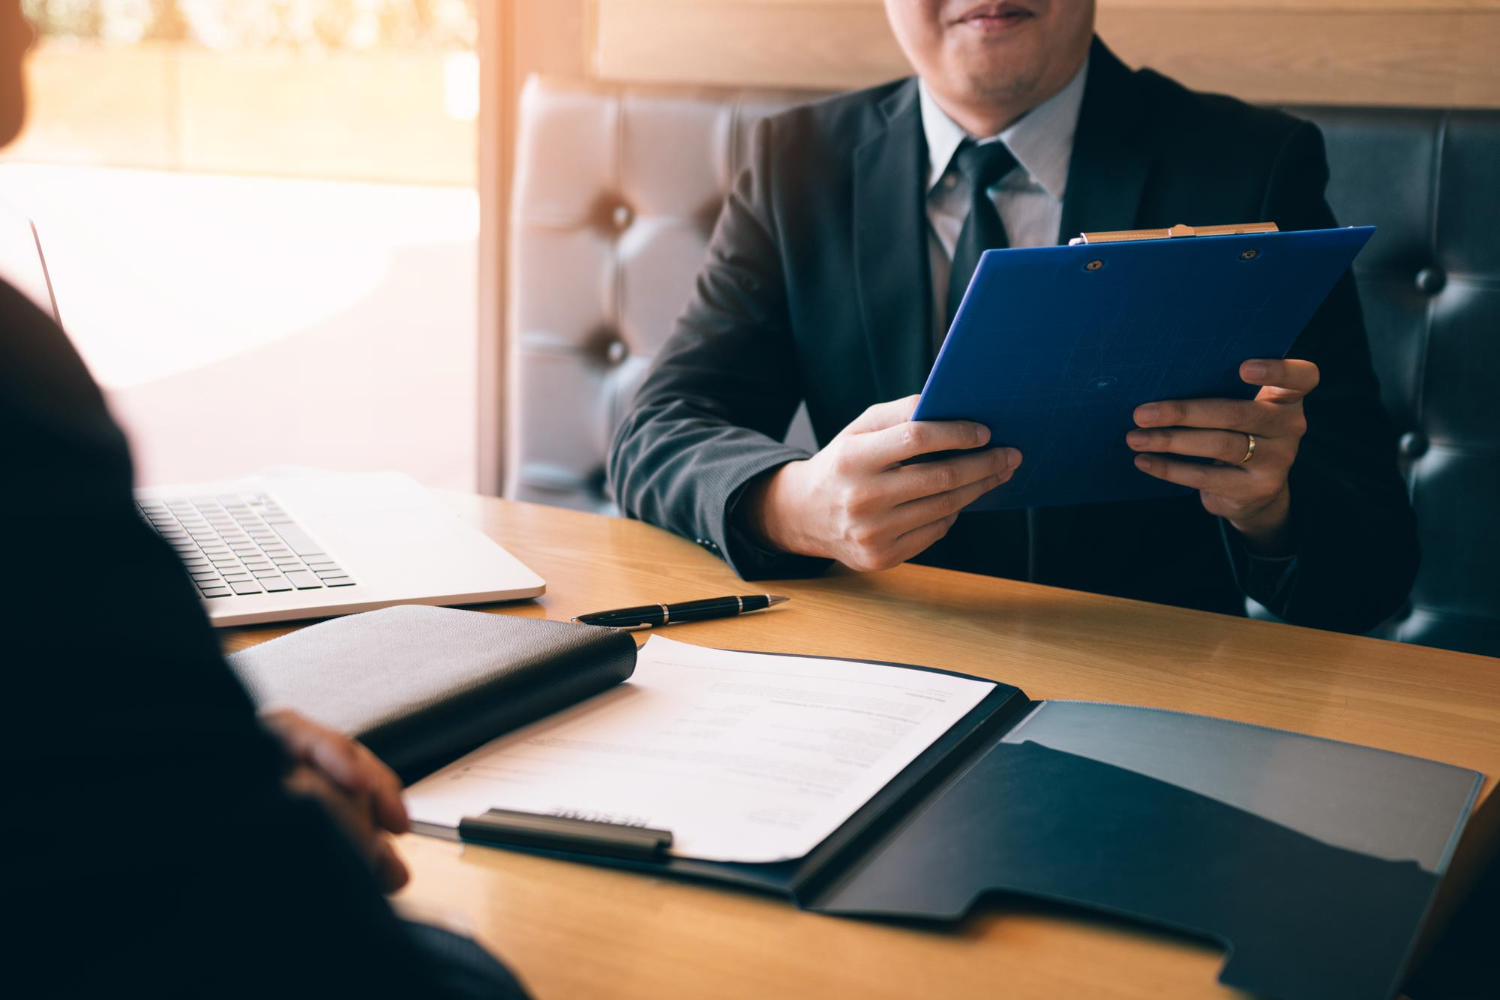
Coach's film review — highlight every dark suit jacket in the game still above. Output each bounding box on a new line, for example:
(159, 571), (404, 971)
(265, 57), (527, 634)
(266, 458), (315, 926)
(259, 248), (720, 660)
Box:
(3, 279), (519, 997)
(608, 39), (1418, 633)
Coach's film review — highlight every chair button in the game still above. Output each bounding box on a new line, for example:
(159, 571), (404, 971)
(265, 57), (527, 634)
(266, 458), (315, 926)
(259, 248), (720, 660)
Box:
(611, 203), (634, 231)
(1414, 266), (1446, 295)
(1399, 431), (1428, 459)
(606, 339), (628, 365)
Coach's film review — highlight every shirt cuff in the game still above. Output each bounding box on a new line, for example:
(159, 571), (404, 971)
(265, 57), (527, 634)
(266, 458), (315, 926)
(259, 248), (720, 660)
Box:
(719, 466), (833, 581)
(1219, 519), (1300, 614)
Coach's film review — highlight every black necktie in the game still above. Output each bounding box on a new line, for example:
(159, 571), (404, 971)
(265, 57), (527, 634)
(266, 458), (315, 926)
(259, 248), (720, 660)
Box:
(932, 140), (1030, 584)
(944, 139), (1018, 329)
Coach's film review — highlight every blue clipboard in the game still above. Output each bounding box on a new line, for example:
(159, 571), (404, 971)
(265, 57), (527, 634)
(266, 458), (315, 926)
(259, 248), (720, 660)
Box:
(911, 225), (1375, 511)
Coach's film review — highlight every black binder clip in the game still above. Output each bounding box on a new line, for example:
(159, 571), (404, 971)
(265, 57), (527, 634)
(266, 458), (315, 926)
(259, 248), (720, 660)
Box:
(458, 808), (673, 861)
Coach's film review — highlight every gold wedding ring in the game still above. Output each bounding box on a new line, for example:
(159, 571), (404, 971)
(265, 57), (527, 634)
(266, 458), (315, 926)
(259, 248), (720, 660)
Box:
(1238, 433), (1256, 465)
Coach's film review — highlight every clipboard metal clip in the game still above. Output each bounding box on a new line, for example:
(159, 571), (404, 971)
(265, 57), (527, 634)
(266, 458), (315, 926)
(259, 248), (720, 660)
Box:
(1068, 221), (1279, 246)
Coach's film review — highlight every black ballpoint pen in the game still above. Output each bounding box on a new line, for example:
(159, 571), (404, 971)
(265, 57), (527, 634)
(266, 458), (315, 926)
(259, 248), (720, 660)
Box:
(571, 594), (789, 630)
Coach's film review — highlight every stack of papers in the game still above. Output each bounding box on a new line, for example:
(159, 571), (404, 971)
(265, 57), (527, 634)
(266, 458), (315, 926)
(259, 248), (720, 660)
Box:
(405, 637), (995, 862)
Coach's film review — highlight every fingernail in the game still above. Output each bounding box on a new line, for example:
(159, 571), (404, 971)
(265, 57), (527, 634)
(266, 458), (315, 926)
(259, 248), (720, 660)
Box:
(1135, 455), (1153, 471)
(1126, 430), (1148, 448)
(976, 425), (991, 446)
(1136, 405), (1159, 425)
(1243, 361), (1268, 380)
(1007, 449), (1022, 469)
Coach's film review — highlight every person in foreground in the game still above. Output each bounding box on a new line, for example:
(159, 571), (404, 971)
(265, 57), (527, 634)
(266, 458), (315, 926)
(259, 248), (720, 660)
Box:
(608, 0), (1418, 633)
(1, 6), (523, 996)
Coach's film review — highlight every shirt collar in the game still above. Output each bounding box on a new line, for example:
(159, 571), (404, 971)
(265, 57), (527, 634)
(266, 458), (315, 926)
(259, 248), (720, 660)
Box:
(918, 55), (1089, 202)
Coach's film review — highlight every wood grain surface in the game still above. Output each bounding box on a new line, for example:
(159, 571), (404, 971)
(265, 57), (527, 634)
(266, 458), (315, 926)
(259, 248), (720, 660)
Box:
(223, 496), (1500, 999)
(587, 0), (1500, 109)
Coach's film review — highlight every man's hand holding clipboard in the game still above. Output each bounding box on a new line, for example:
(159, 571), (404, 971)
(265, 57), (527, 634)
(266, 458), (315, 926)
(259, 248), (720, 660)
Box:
(739, 394), (1023, 573)
(1128, 355), (1319, 555)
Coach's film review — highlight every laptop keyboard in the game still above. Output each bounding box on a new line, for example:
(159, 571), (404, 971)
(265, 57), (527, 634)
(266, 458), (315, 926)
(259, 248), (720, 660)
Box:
(136, 493), (355, 599)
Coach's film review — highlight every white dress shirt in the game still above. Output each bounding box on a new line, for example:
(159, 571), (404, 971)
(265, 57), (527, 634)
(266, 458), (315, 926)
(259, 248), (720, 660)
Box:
(920, 58), (1089, 344)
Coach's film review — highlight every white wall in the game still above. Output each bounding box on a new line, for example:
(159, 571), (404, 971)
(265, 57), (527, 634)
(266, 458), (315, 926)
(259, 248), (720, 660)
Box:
(0, 163), (478, 492)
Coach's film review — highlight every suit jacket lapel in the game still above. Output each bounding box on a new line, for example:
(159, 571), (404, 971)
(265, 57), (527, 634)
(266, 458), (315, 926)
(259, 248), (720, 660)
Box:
(853, 79), (933, 401)
(1058, 38), (1153, 243)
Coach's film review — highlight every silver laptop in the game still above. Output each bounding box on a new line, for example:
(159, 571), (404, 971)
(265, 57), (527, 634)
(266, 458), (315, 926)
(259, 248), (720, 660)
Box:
(2, 203), (545, 627)
(135, 470), (545, 627)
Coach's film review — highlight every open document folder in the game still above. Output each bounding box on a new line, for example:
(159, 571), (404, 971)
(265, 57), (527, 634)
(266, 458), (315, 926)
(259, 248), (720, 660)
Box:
(404, 635), (1479, 1000)
(235, 610), (1478, 1000)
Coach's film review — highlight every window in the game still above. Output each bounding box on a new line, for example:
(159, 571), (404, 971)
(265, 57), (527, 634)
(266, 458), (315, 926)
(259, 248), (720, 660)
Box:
(1, 1), (481, 491)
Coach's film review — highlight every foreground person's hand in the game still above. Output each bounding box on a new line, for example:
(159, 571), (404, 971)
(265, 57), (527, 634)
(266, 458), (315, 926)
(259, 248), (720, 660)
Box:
(740, 394), (1021, 572)
(264, 708), (411, 893)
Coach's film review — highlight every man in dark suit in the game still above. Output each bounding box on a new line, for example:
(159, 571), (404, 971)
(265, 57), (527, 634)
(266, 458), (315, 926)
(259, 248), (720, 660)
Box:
(609, 0), (1417, 633)
(1, 4), (522, 994)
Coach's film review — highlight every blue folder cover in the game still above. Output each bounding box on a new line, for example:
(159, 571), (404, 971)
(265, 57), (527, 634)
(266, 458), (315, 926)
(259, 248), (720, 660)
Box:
(912, 227), (1375, 511)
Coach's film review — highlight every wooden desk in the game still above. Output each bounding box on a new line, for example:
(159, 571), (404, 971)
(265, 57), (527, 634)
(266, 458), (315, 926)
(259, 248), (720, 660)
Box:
(224, 496), (1500, 999)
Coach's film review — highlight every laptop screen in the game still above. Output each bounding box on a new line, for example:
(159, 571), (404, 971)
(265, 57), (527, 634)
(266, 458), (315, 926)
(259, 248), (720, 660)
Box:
(0, 197), (61, 324)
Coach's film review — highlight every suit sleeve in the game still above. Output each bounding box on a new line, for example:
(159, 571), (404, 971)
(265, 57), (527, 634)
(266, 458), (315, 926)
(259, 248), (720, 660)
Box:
(2, 286), (518, 997)
(607, 116), (832, 580)
(1225, 121), (1419, 632)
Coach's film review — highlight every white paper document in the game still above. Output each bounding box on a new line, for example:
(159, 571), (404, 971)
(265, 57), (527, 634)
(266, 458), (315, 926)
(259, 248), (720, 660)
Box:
(405, 636), (995, 863)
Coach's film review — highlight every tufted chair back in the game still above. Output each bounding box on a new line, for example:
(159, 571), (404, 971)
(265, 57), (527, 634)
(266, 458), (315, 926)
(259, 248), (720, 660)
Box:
(1302, 109), (1500, 656)
(504, 79), (818, 507)
(504, 76), (1500, 658)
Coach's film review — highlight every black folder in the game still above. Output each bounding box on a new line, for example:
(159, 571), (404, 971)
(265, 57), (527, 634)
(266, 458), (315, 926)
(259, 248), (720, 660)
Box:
(445, 656), (1479, 1000)
(227, 604), (637, 781)
(231, 609), (1481, 1000)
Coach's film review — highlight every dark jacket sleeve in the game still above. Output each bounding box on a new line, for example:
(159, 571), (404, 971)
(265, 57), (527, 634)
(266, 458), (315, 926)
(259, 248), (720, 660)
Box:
(2, 282), (517, 997)
(1226, 121), (1419, 632)
(607, 117), (831, 580)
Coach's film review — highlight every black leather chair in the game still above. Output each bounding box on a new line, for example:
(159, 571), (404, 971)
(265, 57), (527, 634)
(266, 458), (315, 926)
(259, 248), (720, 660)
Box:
(506, 78), (1500, 658)
(1290, 108), (1500, 658)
